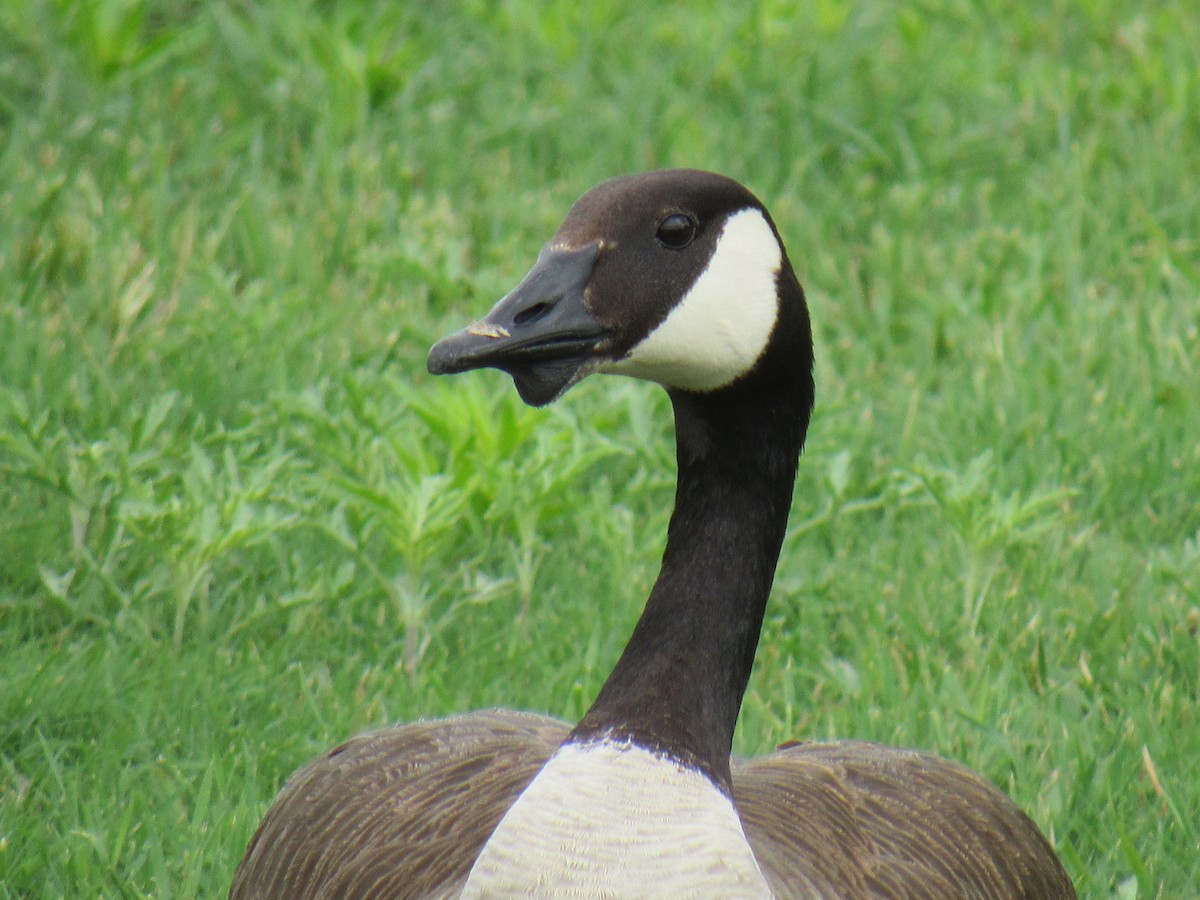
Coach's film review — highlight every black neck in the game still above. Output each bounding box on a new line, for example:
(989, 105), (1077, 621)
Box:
(570, 308), (812, 789)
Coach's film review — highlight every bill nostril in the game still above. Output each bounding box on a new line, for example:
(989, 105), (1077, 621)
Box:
(514, 301), (553, 327)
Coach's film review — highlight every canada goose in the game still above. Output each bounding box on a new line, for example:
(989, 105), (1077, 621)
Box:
(231, 169), (1074, 898)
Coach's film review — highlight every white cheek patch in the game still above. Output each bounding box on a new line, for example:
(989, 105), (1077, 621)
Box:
(603, 207), (781, 392)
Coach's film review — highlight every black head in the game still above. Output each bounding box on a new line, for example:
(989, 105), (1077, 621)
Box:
(428, 169), (811, 412)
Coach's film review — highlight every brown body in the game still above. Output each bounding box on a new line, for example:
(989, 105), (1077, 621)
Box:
(231, 710), (1073, 899)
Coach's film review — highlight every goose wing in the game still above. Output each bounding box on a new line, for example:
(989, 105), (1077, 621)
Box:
(733, 740), (1074, 899)
(230, 710), (567, 900)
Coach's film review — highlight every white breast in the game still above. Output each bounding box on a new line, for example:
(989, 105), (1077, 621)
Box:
(461, 739), (774, 898)
(602, 208), (782, 393)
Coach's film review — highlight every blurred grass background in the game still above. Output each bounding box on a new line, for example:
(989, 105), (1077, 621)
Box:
(1, 1), (1197, 895)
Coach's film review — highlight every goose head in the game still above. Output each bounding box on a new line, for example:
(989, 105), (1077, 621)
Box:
(428, 169), (813, 419)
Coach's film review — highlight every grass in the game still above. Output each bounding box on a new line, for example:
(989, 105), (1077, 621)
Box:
(1, 0), (1197, 895)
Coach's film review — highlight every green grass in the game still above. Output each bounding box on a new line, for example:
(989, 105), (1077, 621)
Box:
(1, 0), (1197, 895)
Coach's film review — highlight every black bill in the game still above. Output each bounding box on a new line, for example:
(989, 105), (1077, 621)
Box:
(428, 243), (611, 406)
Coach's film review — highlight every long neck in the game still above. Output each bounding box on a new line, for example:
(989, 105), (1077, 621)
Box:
(571, 381), (806, 788)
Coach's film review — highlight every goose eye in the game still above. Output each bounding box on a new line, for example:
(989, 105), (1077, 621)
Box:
(655, 214), (697, 249)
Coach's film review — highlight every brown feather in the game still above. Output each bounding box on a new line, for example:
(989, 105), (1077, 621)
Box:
(732, 742), (1074, 899)
(231, 714), (1072, 899)
(231, 711), (566, 899)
